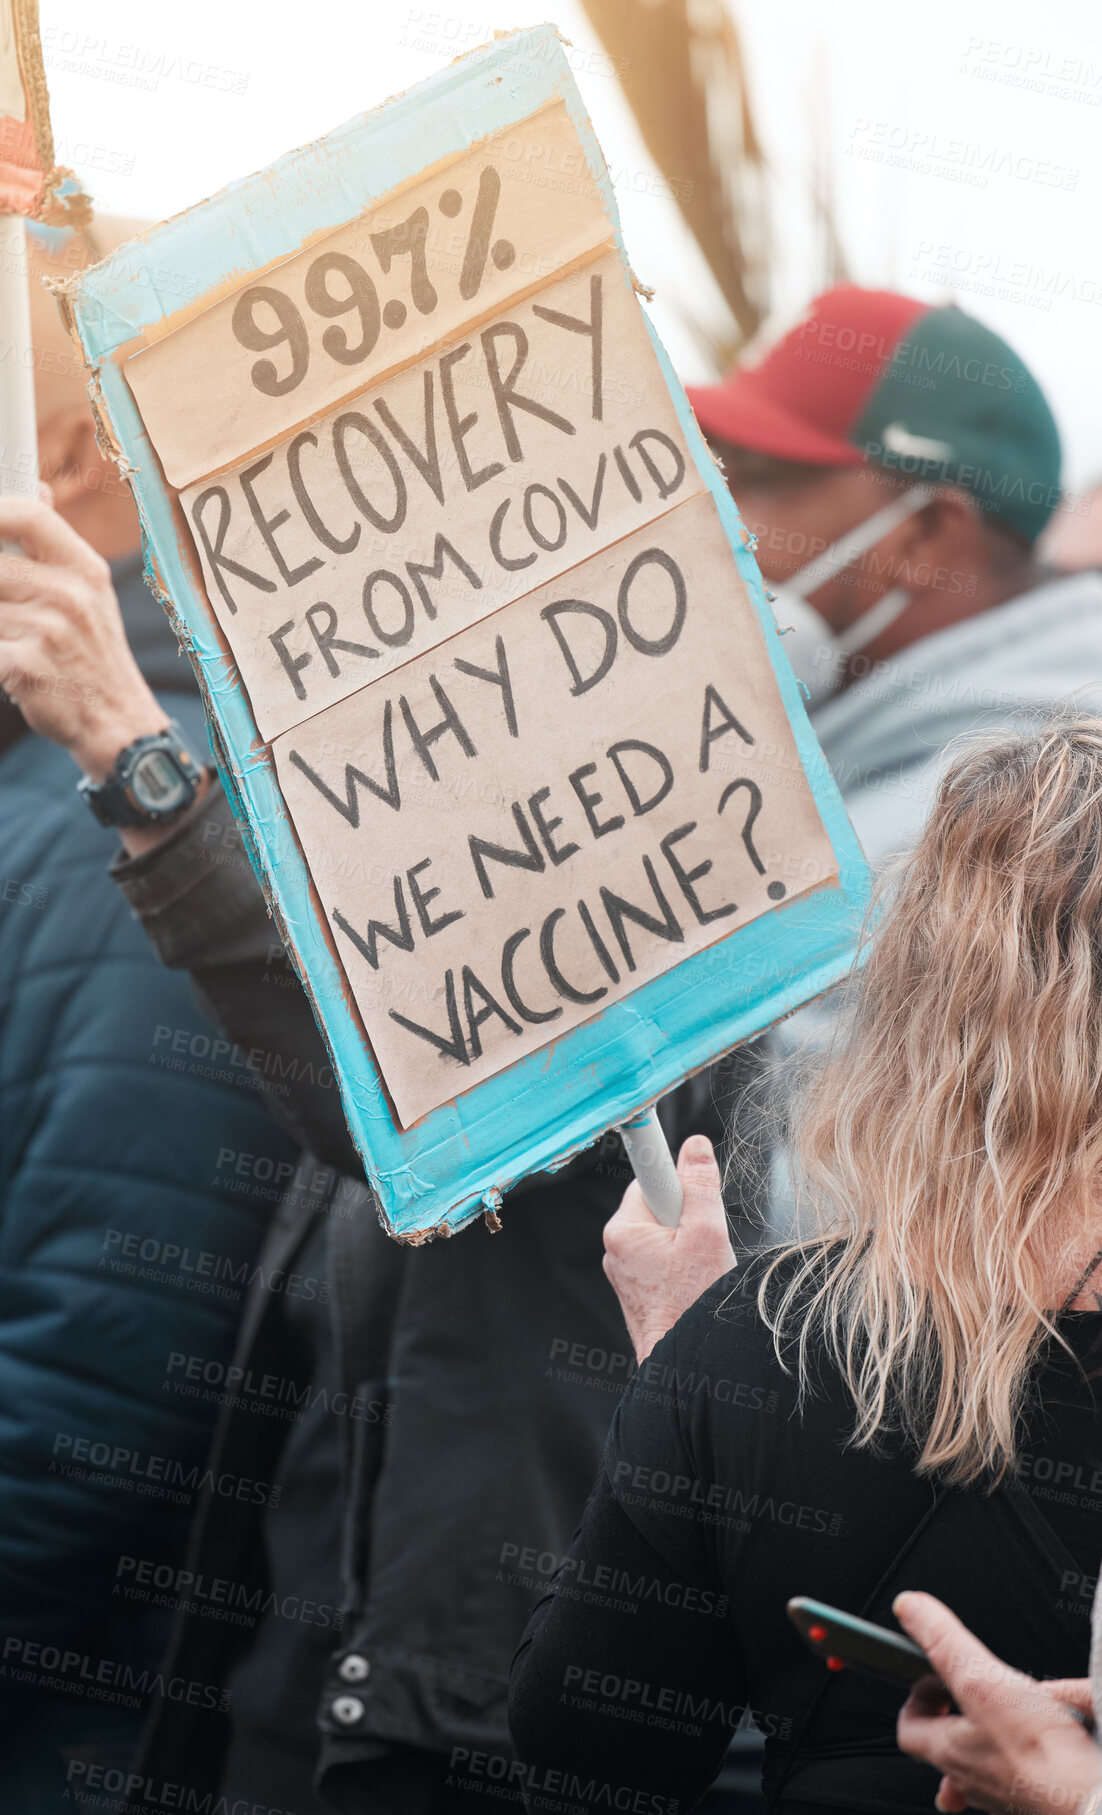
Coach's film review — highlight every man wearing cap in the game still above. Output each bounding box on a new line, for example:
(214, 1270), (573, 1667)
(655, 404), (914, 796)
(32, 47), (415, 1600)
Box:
(688, 285), (1099, 866)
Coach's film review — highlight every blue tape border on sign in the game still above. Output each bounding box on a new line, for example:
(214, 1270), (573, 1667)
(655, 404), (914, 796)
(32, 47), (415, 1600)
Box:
(67, 25), (871, 1237)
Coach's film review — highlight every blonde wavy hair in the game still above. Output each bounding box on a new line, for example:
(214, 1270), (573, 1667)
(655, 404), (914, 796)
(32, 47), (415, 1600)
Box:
(760, 713), (1102, 1488)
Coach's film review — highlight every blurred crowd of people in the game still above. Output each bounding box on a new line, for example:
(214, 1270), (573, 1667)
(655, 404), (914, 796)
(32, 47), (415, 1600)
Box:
(2, 220), (1101, 1815)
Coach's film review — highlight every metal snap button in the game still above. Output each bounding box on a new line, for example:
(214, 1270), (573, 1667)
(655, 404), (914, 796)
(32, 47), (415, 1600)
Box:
(332, 1695), (365, 1726)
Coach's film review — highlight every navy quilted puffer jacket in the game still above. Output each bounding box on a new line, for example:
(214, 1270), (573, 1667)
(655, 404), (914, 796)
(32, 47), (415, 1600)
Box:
(0, 556), (297, 1664)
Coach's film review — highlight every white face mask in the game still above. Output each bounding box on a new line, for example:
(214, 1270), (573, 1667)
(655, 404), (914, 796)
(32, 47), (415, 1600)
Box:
(764, 484), (934, 707)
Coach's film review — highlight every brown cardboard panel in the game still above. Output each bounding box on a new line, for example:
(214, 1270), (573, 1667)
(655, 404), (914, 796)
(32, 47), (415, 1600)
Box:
(271, 492), (838, 1127)
(125, 101), (615, 489)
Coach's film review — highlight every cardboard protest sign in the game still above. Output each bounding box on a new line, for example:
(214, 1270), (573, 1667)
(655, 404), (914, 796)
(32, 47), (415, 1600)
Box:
(61, 26), (870, 1236)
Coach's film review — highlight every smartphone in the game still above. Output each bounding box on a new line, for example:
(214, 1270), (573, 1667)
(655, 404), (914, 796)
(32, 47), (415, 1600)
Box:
(787, 1596), (932, 1687)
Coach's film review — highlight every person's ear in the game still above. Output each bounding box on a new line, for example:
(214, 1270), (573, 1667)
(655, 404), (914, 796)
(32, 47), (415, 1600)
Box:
(905, 487), (977, 558)
(36, 406), (103, 514)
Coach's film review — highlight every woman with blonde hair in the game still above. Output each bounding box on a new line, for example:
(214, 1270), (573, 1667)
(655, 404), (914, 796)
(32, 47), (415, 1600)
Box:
(510, 715), (1102, 1815)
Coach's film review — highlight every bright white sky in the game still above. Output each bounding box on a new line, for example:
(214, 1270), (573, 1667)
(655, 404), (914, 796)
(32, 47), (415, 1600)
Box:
(39, 0), (1102, 487)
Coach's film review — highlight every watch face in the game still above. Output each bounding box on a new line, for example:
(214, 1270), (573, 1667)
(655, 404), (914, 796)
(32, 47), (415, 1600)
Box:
(131, 748), (189, 814)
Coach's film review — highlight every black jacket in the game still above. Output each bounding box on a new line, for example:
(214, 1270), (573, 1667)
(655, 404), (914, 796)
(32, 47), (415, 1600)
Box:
(111, 781), (758, 1809)
(510, 1262), (1101, 1814)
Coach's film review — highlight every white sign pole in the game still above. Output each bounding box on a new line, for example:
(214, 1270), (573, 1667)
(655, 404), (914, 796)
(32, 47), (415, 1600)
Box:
(617, 1107), (684, 1227)
(0, 211), (37, 507)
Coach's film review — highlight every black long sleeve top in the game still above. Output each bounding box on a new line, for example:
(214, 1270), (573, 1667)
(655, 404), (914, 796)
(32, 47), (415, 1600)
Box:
(510, 1259), (1102, 1815)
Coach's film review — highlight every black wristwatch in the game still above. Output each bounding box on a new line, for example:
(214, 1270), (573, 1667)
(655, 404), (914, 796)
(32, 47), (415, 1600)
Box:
(78, 720), (205, 828)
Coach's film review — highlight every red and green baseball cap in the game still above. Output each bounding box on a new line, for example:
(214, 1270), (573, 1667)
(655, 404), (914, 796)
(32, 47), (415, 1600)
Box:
(687, 286), (1061, 543)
